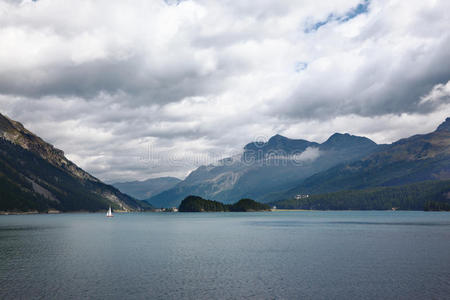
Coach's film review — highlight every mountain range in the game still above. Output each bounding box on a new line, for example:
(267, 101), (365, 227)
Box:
(266, 118), (450, 210)
(1, 111), (449, 212)
(147, 118), (450, 208)
(0, 113), (149, 213)
(275, 117), (450, 200)
(147, 132), (380, 207)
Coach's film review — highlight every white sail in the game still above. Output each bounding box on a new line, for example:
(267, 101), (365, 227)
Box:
(106, 206), (113, 217)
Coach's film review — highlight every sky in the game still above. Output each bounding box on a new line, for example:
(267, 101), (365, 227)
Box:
(0, 0), (449, 182)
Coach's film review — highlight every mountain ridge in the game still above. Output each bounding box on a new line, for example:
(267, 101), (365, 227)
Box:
(267, 118), (450, 202)
(147, 131), (380, 207)
(0, 113), (99, 182)
(436, 117), (450, 132)
(0, 112), (148, 212)
(148, 119), (449, 208)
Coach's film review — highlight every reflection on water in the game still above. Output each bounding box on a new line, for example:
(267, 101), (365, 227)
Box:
(1, 211), (449, 299)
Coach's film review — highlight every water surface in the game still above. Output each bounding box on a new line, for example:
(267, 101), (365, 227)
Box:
(1, 211), (449, 299)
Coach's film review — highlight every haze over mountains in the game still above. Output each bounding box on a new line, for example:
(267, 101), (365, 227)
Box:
(0, 113), (148, 213)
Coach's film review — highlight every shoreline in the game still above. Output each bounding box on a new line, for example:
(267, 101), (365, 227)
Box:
(1, 209), (444, 215)
(0, 210), (132, 215)
(273, 209), (313, 212)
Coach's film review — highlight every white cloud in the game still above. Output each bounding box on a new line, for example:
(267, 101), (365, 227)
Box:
(420, 80), (450, 105)
(0, 0), (449, 182)
(293, 147), (321, 163)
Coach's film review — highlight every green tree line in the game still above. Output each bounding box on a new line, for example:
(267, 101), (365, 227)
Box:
(273, 180), (450, 211)
(178, 195), (271, 212)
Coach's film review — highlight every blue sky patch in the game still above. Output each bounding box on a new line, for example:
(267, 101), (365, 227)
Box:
(339, 0), (370, 23)
(164, 0), (184, 6)
(304, 0), (370, 33)
(304, 14), (334, 33)
(295, 62), (308, 73)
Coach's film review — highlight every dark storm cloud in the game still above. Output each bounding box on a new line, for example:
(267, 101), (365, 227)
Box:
(0, 50), (226, 106)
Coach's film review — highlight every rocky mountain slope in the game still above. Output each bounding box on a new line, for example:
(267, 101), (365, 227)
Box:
(270, 117), (450, 201)
(147, 132), (380, 207)
(0, 113), (148, 213)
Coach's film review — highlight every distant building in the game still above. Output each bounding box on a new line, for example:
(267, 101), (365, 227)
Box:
(164, 207), (179, 212)
(295, 194), (309, 200)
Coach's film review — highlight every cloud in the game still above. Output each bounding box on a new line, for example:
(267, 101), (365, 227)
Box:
(420, 80), (450, 105)
(0, 0), (449, 182)
(274, 0), (450, 119)
(293, 147), (321, 163)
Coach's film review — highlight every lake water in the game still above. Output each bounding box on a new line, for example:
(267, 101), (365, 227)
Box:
(1, 211), (449, 299)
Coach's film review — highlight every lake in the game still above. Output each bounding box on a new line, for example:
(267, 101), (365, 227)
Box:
(1, 211), (449, 299)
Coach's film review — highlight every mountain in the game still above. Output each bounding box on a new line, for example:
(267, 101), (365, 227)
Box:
(0, 113), (148, 213)
(271, 117), (450, 201)
(147, 132), (379, 208)
(113, 177), (181, 200)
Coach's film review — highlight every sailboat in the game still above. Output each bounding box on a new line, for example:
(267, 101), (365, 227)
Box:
(106, 206), (113, 217)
